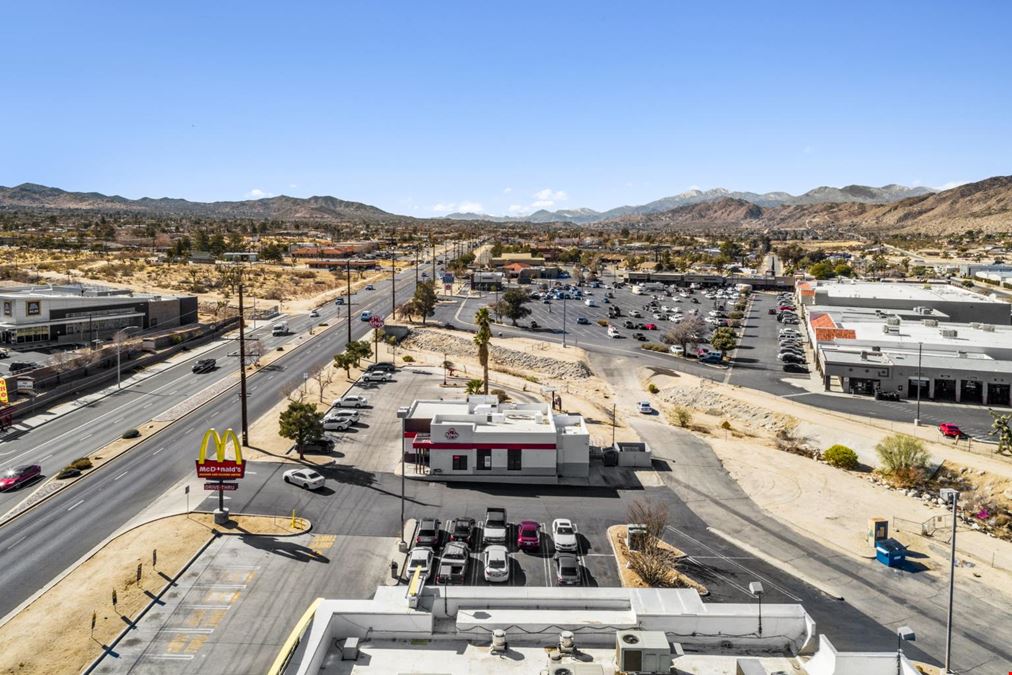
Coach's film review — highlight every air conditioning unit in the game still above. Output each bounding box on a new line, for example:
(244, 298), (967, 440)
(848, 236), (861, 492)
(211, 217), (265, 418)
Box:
(886, 316), (901, 326)
(544, 664), (606, 675)
(940, 328), (958, 338)
(982, 324), (996, 332)
(614, 631), (672, 674)
(922, 319), (938, 327)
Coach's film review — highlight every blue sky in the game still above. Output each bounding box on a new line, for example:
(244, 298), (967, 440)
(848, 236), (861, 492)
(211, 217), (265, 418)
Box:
(2, 2), (1010, 216)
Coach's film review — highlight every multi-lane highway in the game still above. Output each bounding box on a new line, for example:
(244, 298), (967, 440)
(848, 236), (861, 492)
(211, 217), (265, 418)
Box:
(0, 258), (432, 619)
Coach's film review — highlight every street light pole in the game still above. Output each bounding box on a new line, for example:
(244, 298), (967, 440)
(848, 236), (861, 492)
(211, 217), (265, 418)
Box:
(238, 282), (249, 446)
(915, 342), (923, 426)
(562, 294), (567, 348)
(391, 245), (397, 319)
(941, 488), (959, 673)
(346, 259), (352, 346)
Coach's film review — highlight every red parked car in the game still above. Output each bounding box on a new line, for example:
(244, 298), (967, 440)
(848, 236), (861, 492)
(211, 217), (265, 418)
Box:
(938, 423), (963, 438)
(0, 464), (42, 491)
(644, 323), (658, 331)
(516, 520), (541, 552)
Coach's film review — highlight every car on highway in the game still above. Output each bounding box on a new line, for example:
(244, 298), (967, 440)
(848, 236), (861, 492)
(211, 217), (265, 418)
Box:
(482, 545), (511, 583)
(484, 507), (508, 544)
(938, 423), (963, 438)
(553, 552), (582, 585)
(333, 395), (368, 408)
(362, 370), (392, 383)
(0, 464), (42, 491)
(365, 284), (376, 290)
(551, 519), (578, 552)
(334, 297), (345, 305)
(516, 520), (541, 552)
(637, 400), (653, 414)
(360, 310), (372, 321)
(669, 345), (685, 356)
(191, 358), (216, 374)
(405, 547), (435, 580)
(782, 363), (809, 374)
(415, 518), (442, 548)
(576, 316), (590, 325)
(436, 542), (470, 584)
(449, 517), (476, 546)
(283, 468), (325, 490)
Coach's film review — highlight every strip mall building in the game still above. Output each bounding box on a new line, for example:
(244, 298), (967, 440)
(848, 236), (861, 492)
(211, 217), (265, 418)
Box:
(399, 395), (589, 483)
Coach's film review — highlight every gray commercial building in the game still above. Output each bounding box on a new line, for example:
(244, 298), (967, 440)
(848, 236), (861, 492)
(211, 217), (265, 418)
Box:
(0, 284), (198, 347)
(799, 279), (1010, 325)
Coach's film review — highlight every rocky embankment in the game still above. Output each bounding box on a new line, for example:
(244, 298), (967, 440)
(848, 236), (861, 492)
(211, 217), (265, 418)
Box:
(402, 328), (592, 380)
(660, 382), (792, 433)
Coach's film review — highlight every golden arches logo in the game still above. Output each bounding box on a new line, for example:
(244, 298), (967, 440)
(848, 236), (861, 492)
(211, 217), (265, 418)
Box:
(195, 428), (245, 479)
(197, 428), (243, 465)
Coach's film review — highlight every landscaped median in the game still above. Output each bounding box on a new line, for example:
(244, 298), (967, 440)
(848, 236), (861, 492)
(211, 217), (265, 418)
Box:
(606, 524), (708, 594)
(0, 512), (309, 675)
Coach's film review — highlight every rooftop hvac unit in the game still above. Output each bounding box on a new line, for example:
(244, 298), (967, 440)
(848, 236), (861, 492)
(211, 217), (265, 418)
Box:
(982, 324), (996, 332)
(882, 325), (899, 334)
(940, 328), (958, 338)
(544, 664), (606, 675)
(614, 630), (673, 674)
(886, 316), (901, 326)
(922, 319), (939, 327)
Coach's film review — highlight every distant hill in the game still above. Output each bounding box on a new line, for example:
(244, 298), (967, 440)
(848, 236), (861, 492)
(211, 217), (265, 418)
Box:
(445, 183), (934, 224)
(0, 183), (392, 221)
(608, 176), (1012, 234)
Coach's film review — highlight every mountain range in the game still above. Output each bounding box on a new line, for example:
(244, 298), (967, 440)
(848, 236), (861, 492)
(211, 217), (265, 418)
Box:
(445, 184), (936, 223)
(1, 177), (1010, 235)
(0, 183), (391, 221)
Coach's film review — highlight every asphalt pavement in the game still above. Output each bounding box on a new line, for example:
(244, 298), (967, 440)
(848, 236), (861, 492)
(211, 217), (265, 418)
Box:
(0, 261), (427, 620)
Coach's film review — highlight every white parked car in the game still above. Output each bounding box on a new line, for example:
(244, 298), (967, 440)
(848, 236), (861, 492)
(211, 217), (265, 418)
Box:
(283, 468), (325, 490)
(328, 407), (360, 422)
(669, 345), (685, 356)
(405, 547), (435, 580)
(637, 401), (653, 414)
(362, 370), (392, 383)
(483, 545), (511, 583)
(552, 519), (579, 552)
(333, 395), (368, 408)
(323, 414), (353, 431)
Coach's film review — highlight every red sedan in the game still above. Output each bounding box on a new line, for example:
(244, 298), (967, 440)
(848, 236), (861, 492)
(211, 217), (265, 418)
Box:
(938, 423), (962, 438)
(516, 520), (541, 552)
(0, 464), (42, 491)
(644, 323), (658, 330)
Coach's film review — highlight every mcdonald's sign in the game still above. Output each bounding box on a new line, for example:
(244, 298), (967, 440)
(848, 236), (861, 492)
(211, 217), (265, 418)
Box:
(195, 428), (245, 479)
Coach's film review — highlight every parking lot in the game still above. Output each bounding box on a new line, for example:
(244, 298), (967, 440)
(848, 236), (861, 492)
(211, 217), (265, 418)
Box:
(728, 292), (813, 395)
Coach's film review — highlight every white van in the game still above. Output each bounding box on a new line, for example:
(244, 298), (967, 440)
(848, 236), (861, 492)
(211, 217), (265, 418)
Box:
(584, 298), (597, 307)
(607, 325), (620, 338)
(271, 321), (289, 336)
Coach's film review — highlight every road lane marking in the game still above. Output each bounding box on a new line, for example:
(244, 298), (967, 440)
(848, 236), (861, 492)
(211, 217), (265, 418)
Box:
(67, 499), (84, 511)
(153, 446), (165, 455)
(114, 470), (129, 481)
(5, 534), (27, 550)
(81, 432), (93, 440)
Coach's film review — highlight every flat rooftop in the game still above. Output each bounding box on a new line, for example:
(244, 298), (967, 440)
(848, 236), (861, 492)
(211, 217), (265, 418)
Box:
(821, 345), (1012, 373)
(321, 640), (802, 674)
(434, 408), (557, 434)
(844, 319), (1012, 350)
(814, 280), (1004, 304)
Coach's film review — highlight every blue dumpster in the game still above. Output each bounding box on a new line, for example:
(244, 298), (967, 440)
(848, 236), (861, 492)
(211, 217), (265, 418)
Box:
(875, 538), (907, 568)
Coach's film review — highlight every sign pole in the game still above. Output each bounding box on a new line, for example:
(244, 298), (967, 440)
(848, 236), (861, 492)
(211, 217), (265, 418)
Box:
(218, 479), (225, 514)
(346, 259), (352, 346)
(238, 282), (249, 446)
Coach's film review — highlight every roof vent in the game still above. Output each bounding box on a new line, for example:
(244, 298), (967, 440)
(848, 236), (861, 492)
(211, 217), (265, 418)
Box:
(940, 328), (958, 338)
(886, 316), (901, 326)
(982, 324), (996, 332)
(922, 319), (938, 327)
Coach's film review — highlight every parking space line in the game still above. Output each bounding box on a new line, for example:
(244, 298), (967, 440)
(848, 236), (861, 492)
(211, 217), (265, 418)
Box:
(540, 522), (552, 587)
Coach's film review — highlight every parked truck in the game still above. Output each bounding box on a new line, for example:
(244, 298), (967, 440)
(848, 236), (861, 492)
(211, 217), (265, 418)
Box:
(271, 321), (289, 336)
(483, 507), (508, 544)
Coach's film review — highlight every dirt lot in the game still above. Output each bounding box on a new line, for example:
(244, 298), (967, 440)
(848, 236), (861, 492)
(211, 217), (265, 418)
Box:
(0, 513), (307, 675)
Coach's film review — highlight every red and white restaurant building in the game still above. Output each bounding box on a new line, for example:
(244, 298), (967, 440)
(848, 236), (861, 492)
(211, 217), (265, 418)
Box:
(398, 395), (590, 483)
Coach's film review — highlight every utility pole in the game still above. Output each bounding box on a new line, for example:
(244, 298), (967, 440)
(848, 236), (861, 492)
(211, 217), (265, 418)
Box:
(431, 239), (436, 282)
(941, 488), (959, 674)
(562, 294), (567, 348)
(237, 281), (249, 446)
(391, 244), (397, 319)
(915, 342), (923, 426)
(414, 247), (419, 284)
(346, 259), (352, 346)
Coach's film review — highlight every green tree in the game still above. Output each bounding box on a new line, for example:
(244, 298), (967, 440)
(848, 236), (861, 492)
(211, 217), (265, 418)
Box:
(278, 400), (324, 461)
(473, 306), (492, 394)
(412, 280), (437, 325)
(875, 434), (929, 485)
(807, 260), (836, 279)
(710, 327), (738, 358)
(465, 378), (484, 395)
(346, 340), (372, 367)
(495, 288), (532, 326)
(333, 352), (356, 380)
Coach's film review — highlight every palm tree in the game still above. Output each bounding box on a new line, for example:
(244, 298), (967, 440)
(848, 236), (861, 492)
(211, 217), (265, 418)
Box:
(473, 306), (492, 395)
(465, 378), (484, 395)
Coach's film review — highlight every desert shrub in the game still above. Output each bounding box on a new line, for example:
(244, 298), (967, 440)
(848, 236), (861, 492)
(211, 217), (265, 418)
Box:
(401, 354), (415, 362)
(641, 343), (669, 353)
(647, 383), (659, 394)
(824, 444), (859, 470)
(729, 310), (743, 320)
(70, 457), (93, 471)
(674, 406), (691, 428)
(596, 319), (609, 327)
(720, 420), (732, 431)
(876, 434), (928, 485)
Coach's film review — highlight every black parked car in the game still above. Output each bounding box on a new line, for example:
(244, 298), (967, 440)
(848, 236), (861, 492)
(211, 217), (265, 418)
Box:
(875, 390), (901, 401)
(633, 332), (647, 341)
(8, 362), (35, 375)
(367, 362), (396, 373)
(449, 517), (476, 546)
(783, 363), (809, 374)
